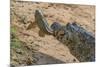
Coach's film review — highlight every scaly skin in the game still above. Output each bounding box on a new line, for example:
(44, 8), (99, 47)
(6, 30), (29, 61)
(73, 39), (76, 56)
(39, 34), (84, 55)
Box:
(51, 22), (95, 62)
(35, 9), (95, 62)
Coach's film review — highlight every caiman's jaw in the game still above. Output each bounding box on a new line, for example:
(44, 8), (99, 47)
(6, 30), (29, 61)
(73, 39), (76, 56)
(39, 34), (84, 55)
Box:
(35, 9), (53, 35)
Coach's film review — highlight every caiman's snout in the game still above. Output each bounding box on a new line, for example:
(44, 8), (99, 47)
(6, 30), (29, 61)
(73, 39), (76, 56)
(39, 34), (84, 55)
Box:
(35, 9), (53, 35)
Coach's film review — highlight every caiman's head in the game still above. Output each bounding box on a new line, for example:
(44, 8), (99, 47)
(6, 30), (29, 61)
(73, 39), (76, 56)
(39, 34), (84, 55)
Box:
(35, 9), (66, 37)
(51, 22), (71, 43)
(51, 22), (65, 37)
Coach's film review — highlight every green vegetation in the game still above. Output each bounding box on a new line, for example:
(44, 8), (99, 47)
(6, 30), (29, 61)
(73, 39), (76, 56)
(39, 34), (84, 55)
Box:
(11, 27), (21, 49)
(11, 26), (17, 34)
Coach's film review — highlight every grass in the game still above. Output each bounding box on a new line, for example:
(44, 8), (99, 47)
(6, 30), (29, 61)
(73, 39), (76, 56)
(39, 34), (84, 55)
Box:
(11, 39), (22, 49)
(11, 26), (22, 49)
(11, 26), (17, 34)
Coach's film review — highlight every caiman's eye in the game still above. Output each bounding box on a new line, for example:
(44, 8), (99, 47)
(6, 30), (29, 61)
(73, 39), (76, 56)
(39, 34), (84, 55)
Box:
(51, 22), (62, 32)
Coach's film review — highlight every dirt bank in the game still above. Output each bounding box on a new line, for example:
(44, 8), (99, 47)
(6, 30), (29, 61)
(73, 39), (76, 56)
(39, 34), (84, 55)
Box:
(10, 0), (95, 66)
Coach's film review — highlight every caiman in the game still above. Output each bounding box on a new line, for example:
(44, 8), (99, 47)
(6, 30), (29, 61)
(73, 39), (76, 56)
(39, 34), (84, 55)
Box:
(34, 9), (95, 62)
